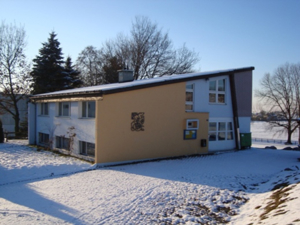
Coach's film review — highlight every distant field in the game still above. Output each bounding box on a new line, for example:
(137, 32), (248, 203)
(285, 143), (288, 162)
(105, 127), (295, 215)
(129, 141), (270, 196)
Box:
(251, 121), (299, 142)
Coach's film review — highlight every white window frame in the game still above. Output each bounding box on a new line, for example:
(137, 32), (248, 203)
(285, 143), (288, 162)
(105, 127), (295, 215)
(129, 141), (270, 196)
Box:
(40, 103), (49, 116)
(81, 101), (95, 118)
(209, 121), (234, 142)
(57, 102), (70, 117)
(56, 136), (70, 150)
(209, 78), (226, 104)
(185, 83), (194, 112)
(79, 141), (95, 157)
(186, 119), (199, 130)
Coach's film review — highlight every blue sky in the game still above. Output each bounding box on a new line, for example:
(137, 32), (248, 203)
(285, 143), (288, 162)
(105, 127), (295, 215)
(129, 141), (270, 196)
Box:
(1, 0), (299, 96)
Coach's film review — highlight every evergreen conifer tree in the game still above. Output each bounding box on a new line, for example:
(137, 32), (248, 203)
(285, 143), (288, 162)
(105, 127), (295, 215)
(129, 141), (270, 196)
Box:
(30, 32), (68, 94)
(63, 56), (83, 89)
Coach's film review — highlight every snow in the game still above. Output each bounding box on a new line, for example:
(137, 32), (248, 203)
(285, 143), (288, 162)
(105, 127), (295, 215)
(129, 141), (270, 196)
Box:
(0, 140), (93, 185)
(251, 121), (299, 144)
(1, 139), (299, 224)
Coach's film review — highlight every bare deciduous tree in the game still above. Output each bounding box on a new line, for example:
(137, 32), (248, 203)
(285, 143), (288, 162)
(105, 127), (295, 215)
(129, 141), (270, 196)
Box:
(256, 62), (300, 144)
(76, 16), (200, 86)
(0, 22), (31, 137)
(117, 16), (199, 80)
(76, 46), (103, 86)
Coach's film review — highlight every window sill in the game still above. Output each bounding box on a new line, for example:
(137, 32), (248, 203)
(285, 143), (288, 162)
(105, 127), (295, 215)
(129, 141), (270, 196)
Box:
(55, 116), (71, 118)
(38, 115), (49, 117)
(38, 142), (49, 146)
(55, 147), (70, 151)
(80, 153), (95, 157)
(209, 139), (234, 142)
(79, 117), (95, 120)
(209, 103), (226, 105)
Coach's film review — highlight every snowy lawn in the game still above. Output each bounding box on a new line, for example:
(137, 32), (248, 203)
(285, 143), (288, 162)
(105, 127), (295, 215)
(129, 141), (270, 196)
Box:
(0, 140), (300, 224)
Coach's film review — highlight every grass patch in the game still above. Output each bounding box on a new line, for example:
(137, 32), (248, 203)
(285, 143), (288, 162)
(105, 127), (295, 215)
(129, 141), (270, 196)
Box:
(273, 210), (288, 217)
(271, 182), (290, 191)
(260, 185), (294, 221)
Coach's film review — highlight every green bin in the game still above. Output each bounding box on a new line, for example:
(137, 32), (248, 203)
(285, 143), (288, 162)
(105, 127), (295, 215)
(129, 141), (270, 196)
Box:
(240, 133), (252, 148)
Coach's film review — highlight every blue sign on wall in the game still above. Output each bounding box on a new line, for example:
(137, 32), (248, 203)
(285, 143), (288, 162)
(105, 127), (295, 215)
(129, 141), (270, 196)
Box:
(183, 130), (197, 140)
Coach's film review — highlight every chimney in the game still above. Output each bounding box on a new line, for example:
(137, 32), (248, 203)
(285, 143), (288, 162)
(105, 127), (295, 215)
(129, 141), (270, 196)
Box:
(118, 68), (134, 83)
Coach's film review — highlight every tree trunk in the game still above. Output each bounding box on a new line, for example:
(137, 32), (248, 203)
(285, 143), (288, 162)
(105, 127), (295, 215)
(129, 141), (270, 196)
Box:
(0, 120), (4, 143)
(13, 114), (20, 138)
(286, 129), (292, 144)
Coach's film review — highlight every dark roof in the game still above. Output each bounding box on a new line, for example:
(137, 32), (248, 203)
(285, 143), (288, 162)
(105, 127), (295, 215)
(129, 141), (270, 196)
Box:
(31, 67), (254, 100)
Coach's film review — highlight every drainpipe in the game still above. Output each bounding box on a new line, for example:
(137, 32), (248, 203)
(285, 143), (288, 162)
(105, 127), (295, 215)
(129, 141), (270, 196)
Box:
(297, 118), (300, 147)
(28, 100), (37, 145)
(35, 102), (37, 145)
(229, 74), (241, 150)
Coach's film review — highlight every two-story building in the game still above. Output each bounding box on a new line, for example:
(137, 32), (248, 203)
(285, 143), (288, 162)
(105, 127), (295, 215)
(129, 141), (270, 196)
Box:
(28, 67), (254, 165)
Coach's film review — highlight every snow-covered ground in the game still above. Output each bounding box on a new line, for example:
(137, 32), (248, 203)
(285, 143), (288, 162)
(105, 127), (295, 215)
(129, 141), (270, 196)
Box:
(0, 139), (300, 224)
(251, 121), (299, 143)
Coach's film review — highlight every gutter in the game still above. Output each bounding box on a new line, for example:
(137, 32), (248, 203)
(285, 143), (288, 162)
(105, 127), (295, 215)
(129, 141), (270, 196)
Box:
(229, 74), (241, 150)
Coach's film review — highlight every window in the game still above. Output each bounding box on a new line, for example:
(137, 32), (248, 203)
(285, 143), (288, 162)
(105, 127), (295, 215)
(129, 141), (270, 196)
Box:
(79, 141), (95, 157)
(208, 122), (217, 141)
(58, 102), (70, 117)
(209, 122), (234, 141)
(40, 103), (49, 116)
(56, 136), (70, 150)
(186, 119), (199, 130)
(186, 83), (194, 111)
(39, 132), (49, 144)
(81, 101), (95, 118)
(227, 122), (234, 140)
(209, 78), (226, 104)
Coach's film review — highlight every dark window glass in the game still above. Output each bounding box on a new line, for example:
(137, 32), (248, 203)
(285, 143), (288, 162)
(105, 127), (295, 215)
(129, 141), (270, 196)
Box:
(209, 81), (216, 91)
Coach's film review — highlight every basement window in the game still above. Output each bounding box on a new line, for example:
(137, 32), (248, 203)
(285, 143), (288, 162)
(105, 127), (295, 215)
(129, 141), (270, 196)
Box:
(56, 136), (70, 150)
(38, 132), (49, 144)
(79, 141), (95, 157)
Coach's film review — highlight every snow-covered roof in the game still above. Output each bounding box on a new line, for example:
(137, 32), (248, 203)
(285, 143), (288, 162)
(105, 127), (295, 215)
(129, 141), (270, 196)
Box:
(31, 67), (254, 99)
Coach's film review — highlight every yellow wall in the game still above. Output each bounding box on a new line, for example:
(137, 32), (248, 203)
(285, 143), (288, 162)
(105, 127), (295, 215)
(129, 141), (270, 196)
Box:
(95, 82), (209, 164)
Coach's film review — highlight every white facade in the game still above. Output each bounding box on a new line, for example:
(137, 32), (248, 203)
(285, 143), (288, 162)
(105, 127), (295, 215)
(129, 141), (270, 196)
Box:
(29, 101), (95, 161)
(187, 75), (240, 151)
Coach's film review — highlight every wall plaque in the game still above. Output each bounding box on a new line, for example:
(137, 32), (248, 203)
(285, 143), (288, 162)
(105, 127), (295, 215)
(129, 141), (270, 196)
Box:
(131, 112), (145, 131)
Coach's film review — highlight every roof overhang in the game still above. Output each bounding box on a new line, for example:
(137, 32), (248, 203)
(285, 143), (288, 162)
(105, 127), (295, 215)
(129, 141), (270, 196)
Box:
(30, 67), (254, 101)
